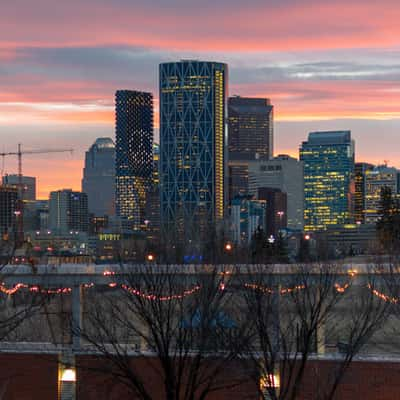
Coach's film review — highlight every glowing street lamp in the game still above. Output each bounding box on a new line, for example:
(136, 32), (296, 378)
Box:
(224, 243), (232, 252)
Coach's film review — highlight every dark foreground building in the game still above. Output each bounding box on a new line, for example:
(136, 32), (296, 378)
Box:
(0, 186), (18, 238)
(1, 353), (400, 400)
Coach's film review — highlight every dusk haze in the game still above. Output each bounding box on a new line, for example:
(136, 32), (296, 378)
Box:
(1, 0), (400, 197)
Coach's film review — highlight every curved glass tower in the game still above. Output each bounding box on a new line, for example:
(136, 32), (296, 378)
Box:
(159, 60), (228, 242)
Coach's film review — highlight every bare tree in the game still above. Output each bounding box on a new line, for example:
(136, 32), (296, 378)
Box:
(238, 264), (388, 400)
(76, 265), (251, 400)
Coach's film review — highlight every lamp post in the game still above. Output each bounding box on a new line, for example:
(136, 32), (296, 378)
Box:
(224, 242), (233, 264)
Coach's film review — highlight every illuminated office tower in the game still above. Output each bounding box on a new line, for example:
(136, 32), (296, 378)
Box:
(364, 164), (400, 224)
(159, 60), (227, 241)
(354, 162), (374, 223)
(82, 138), (115, 217)
(300, 131), (355, 231)
(115, 90), (153, 230)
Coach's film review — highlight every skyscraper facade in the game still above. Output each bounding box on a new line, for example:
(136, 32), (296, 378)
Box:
(49, 189), (88, 234)
(145, 143), (161, 241)
(227, 96), (274, 203)
(115, 90), (153, 231)
(354, 162), (374, 223)
(159, 60), (227, 241)
(228, 96), (273, 161)
(82, 137), (115, 217)
(300, 131), (355, 231)
(248, 155), (304, 230)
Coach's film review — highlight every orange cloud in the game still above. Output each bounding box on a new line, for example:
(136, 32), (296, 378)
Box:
(1, 1), (400, 52)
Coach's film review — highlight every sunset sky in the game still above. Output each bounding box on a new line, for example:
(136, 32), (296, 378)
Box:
(1, 0), (400, 198)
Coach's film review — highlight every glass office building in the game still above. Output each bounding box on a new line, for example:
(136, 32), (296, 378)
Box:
(228, 96), (273, 161)
(115, 90), (153, 231)
(82, 138), (115, 217)
(300, 131), (355, 231)
(159, 60), (227, 241)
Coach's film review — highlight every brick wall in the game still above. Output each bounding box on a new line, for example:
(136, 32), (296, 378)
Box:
(0, 354), (58, 400)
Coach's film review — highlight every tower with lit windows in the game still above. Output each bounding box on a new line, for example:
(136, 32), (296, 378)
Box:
(115, 90), (153, 231)
(159, 60), (228, 242)
(300, 131), (355, 231)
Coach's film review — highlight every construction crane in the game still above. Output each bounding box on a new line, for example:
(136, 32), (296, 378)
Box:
(0, 143), (73, 246)
(0, 143), (73, 179)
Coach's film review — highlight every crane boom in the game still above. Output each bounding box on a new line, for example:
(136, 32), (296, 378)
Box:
(0, 143), (73, 247)
(0, 144), (73, 177)
(0, 149), (73, 156)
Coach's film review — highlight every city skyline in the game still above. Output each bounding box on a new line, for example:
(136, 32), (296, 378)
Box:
(1, 0), (400, 198)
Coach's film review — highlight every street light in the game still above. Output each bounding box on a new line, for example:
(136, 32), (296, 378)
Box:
(146, 253), (155, 262)
(224, 243), (232, 252)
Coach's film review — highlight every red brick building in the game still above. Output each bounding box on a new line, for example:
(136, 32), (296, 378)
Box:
(0, 353), (400, 399)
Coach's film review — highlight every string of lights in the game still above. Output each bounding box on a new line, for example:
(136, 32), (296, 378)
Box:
(0, 277), (399, 303)
(121, 284), (201, 301)
(367, 284), (399, 304)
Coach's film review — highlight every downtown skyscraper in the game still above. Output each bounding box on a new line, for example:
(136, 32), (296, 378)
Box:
(115, 90), (153, 231)
(228, 96), (273, 161)
(300, 131), (355, 231)
(159, 60), (227, 243)
(82, 137), (115, 217)
(227, 96), (274, 201)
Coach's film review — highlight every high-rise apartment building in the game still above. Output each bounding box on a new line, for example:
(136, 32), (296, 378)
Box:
(115, 90), (153, 231)
(159, 60), (227, 242)
(0, 186), (18, 238)
(354, 162), (374, 223)
(49, 189), (88, 234)
(227, 96), (274, 202)
(82, 138), (115, 217)
(364, 165), (400, 224)
(2, 175), (36, 201)
(300, 131), (355, 231)
(248, 155), (303, 230)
